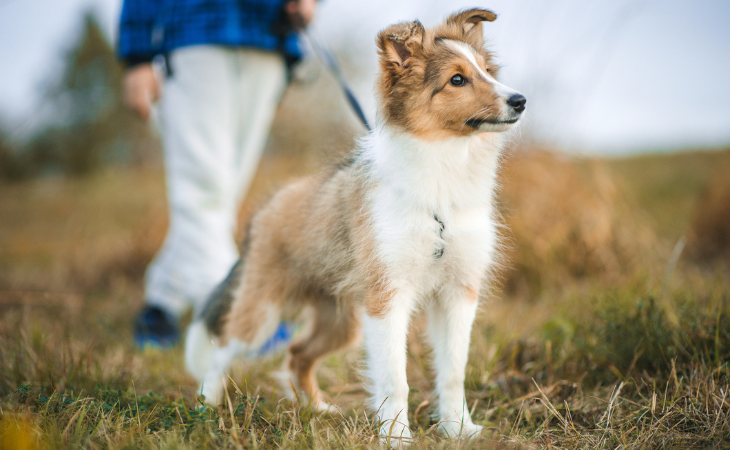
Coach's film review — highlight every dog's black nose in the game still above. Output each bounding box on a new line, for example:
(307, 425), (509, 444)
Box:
(507, 94), (526, 113)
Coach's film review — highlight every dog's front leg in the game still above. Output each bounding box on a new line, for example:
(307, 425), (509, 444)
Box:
(428, 287), (483, 438)
(363, 289), (416, 447)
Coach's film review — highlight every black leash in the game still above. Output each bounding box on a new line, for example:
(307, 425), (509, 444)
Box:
(303, 30), (372, 132)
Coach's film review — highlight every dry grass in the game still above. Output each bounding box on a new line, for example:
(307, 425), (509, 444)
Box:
(499, 149), (660, 298)
(1, 145), (729, 449)
(687, 160), (730, 264)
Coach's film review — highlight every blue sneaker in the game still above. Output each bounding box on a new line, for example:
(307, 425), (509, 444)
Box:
(257, 322), (295, 356)
(134, 306), (180, 349)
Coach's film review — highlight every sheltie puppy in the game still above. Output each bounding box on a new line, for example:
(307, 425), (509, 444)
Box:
(185, 7), (525, 445)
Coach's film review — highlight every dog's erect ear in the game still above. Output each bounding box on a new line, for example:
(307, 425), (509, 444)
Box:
(377, 20), (425, 72)
(446, 8), (497, 47)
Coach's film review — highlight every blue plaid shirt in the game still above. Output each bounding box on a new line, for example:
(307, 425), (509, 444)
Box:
(117, 0), (302, 65)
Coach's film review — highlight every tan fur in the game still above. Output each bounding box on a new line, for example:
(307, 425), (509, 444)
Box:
(214, 168), (375, 398)
(375, 9), (507, 141)
(465, 285), (480, 303)
(286, 300), (361, 403)
(364, 285), (396, 318)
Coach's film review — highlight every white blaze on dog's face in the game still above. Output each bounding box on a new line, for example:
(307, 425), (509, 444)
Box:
(376, 8), (526, 140)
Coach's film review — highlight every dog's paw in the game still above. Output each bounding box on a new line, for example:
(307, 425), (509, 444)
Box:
(270, 370), (335, 414)
(270, 370), (297, 399)
(198, 379), (225, 406)
(438, 419), (484, 439)
(310, 399), (335, 414)
(379, 420), (412, 448)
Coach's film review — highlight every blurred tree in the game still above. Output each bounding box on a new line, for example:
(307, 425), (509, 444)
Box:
(1, 12), (160, 181)
(0, 125), (25, 180)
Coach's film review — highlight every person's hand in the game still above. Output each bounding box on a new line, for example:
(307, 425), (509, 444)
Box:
(123, 63), (161, 122)
(286, 0), (317, 29)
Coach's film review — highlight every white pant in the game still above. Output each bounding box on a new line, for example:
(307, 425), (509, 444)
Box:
(146, 46), (287, 317)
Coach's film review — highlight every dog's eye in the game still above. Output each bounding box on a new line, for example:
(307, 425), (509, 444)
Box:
(450, 74), (466, 86)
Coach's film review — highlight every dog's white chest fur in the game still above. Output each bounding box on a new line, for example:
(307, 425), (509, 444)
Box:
(363, 127), (502, 293)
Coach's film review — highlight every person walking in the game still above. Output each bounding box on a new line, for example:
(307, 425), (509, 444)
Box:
(117, 0), (316, 348)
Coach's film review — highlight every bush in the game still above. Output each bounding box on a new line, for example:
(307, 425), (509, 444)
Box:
(499, 149), (659, 297)
(688, 163), (730, 263)
(556, 292), (730, 381)
(592, 296), (681, 373)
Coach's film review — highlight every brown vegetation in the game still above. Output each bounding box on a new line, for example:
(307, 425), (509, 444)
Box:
(499, 149), (660, 297)
(2, 144), (729, 449)
(687, 161), (730, 263)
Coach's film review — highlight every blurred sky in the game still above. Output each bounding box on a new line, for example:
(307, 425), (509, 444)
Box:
(0, 0), (729, 154)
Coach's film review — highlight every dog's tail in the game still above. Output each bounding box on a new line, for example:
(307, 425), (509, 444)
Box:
(185, 258), (244, 380)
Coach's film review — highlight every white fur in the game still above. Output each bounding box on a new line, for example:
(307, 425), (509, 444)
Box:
(360, 126), (505, 443)
(187, 302), (284, 405)
(363, 290), (418, 446)
(362, 127), (501, 291)
(198, 338), (248, 405)
(185, 320), (216, 381)
(428, 290), (482, 437)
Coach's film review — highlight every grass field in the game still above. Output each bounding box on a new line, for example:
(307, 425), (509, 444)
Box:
(1, 145), (729, 449)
